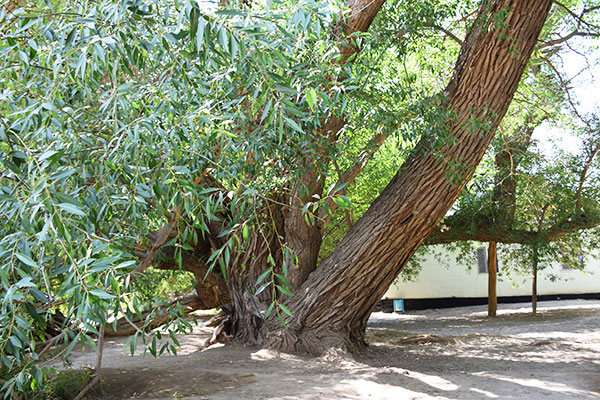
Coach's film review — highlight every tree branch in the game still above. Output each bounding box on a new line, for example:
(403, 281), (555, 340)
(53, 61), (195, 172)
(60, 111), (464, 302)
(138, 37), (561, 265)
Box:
(424, 22), (465, 47)
(540, 55), (588, 126)
(552, 0), (600, 30)
(537, 30), (600, 50)
(132, 204), (181, 275)
(425, 210), (600, 246)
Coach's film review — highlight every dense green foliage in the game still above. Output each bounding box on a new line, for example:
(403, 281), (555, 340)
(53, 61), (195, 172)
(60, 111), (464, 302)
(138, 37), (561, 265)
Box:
(0, 0), (358, 393)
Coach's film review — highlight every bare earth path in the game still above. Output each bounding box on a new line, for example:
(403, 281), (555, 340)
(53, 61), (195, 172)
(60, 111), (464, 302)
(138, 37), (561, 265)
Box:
(59, 299), (600, 399)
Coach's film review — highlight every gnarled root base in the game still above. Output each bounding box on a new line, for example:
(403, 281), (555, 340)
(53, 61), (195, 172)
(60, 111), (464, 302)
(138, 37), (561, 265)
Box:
(265, 327), (368, 356)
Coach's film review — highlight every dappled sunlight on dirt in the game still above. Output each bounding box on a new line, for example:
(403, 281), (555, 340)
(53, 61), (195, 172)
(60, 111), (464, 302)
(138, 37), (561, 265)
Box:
(472, 372), (600, 398)
(50, 299), (599, 399)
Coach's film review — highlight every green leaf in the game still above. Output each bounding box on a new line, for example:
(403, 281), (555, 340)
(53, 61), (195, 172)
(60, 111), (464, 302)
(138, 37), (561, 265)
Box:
(260, 99), (272, 122)
(255, 282), (270, 296)
(89, 289), (115, 299)
(276, 285), (294, 297)
(39, 150), (58, 161)
(25, 302), (45, 326)
(283, 116), (303, 133)
(196, 16), (205, 49)
(332, 196), (353, 209)
(15, 277), (36, 288)
(306, 88), (317, 111)
(130, 334), (138, 356)
(278, 303), (293, 317)
(57, 202), (85, 216)
(50, 168), (77, 180)
(9, 336), (22, 349)
(275, 273), (291, 288)
(264, 302), (275, 319)
(255, 269), (271, 286)
(16, 253), (37, 268)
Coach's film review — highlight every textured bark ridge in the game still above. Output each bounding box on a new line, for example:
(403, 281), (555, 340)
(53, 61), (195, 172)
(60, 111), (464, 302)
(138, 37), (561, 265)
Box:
(265, 0), (553, 354)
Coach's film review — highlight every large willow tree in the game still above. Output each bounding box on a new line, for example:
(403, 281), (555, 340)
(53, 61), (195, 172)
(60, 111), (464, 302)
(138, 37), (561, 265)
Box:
(0, 0), (573, 394)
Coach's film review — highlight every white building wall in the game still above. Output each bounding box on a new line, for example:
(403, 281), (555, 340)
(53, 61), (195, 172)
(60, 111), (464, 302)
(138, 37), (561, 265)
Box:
(384, 245), (600, 299)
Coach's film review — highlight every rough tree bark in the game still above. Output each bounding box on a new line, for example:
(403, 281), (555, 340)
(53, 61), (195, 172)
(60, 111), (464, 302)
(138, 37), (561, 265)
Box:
(263, 0), (554, 354)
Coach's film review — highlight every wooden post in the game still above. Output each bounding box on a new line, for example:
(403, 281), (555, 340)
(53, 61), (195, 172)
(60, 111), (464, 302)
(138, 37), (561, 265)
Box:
(487, 241), (498, 317)
(532, 245), (538, 315)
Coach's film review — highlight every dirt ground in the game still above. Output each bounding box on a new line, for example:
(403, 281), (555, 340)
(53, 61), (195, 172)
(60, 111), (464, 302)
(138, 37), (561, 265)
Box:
(57, 299), (600, 399)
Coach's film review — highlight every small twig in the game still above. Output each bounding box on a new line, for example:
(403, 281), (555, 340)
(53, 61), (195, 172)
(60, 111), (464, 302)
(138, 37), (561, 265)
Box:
(332, 160), (354, 229)
(320, 131), (388, 224)
(584, 5), (600, 13)
(424, 22), (464, 47)
(72, 325), (105, 400)
(36, 331), (66, 359)
(552, 0), (600, 30)
(540, 55), (589, 127)
(537, 204), (550, 232)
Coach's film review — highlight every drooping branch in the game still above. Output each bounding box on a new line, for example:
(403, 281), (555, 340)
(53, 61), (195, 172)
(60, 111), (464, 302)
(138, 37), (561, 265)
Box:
(105, 295), (206, 337)
(72, 325), (104, 400)
(132, 173), (230, 277)
(425, 209), (600, 245)
(153, 246), (230, 309)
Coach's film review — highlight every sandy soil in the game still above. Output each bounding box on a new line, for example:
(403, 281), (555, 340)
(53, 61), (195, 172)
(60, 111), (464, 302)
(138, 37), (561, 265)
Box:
(56, 299), (600, 399)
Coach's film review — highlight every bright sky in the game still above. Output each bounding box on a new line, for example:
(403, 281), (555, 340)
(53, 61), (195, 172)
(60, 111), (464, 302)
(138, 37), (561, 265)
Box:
(532, 37), (599, 157)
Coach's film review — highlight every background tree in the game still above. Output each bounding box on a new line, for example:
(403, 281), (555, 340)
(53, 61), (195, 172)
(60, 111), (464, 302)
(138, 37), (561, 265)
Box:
(424, 87), (600, 315)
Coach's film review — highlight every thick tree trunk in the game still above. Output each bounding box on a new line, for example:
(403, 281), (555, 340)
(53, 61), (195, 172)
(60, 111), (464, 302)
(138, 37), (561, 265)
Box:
(487, 241), (498, 317)
(284, 168), (328, 289)
(492, 122), (536, 226)
(265, 0), (553, 354)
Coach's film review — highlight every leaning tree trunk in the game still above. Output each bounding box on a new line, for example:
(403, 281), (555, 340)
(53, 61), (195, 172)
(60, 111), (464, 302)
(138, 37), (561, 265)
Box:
(265, 0), (553, 354)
